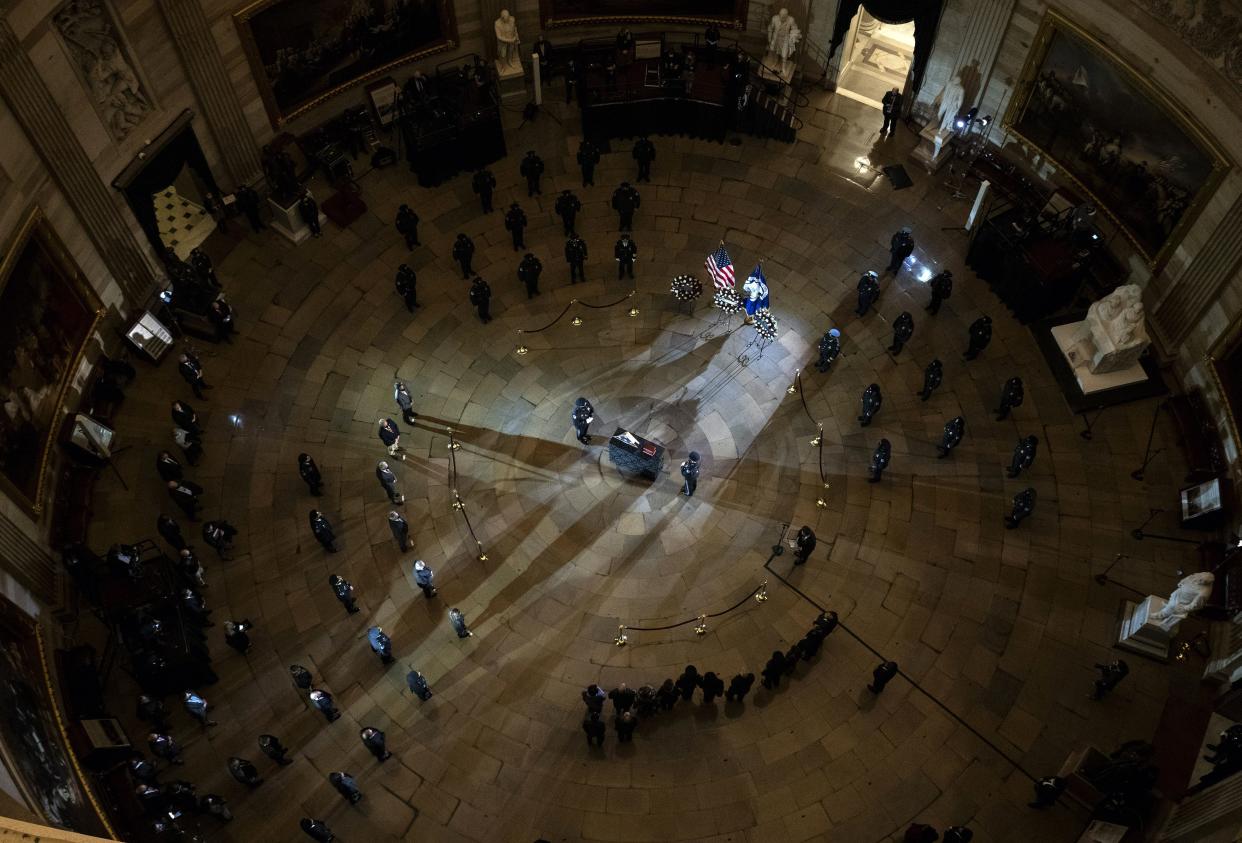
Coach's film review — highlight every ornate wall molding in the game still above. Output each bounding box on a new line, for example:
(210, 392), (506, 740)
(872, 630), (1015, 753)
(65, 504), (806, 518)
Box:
(1133, 0), (1242, 91)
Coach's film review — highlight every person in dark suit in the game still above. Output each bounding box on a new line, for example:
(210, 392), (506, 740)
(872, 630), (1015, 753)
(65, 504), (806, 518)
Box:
(156, 450), (183, 483)
(611, 182), (640, 230)
(725, 673), (754, 701)
(518, 253), (543, 299)
(413, 559), (437, 598)
(300, 818), (335, 842)
(817, 329), (841, 372)
(289, 664), (313, 690)
(388, 510), (410, 551)
(298, 453), (323, 495)
(927, 270), (953, 314)
(680, 451), (700, 496)
(224, 620), (252, 654)
(309, 510), (337, 552)
(149, 732), (185, 764)
(167, 480), (204, 520)
(178, 353), (210, 399)
(395, 264), (418, 312)
(881, 86), (903, 135)
(582, 683), (606, 713)
(859, 383), (882, 426)
(965, 316), (993, 360)
(793, 525), (816, 565)
(761, 651), (786, 689)
(632, 136), (656, 182)
(996, 376), (1025, 420)
(328, 772), (362, 804)
(868, 660), (898, 694)
(1090, 659), (1129, 700)
(1004, 488), (1036, 528)
(452, 234), (475, 279)
(674, 665), (700, 701)
(360, 727), (391, 761)
(471, 168), (496, 213)
(469, 276), (492, 323)
(395, 204), (420, 249)
(1007, 435), (1039, 478)
(565, 235), (587, 284)
(608, 683), (636, 713)
(308, 689), (339, 721)
(919, 359), (943, 401)
(158, 514), (186, 552)
(583, 711), (605, 746)
(888, 227), (914, 274)
(171, 400), (200, 433)
(376, 460), (404, 504)
(235, 185), (265, 232)
(937, 416), (966, 458)
(378, 417), (404, 458)
(889, 311), (914, 354)
(571, 397), (595, 444)
(329, 574), (358, 613)
(504, 203), (528, 251)
(137, 695), (170, 730)
(614, 234), (637, 279)
(394, 380), (417, 425)
(555, 189), (581, 235)
(856, 271), (880, 316)
(406, 669), (433, 700)
(208, 299), (235, 342)
(520, 151), (545, 196)
(367, 626), (395, 665)
(298, 192), (321, 238)
(699, 672), (724, 704)
(577, 139), (600, 185)
(869, 439), (892, 483)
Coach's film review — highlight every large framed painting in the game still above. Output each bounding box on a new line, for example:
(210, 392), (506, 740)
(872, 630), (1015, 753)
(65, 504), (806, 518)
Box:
(234, 0), (458, 128)
(540, 0), (749, 29)
(0, 207), (103, 518)
(0, 593), (111, 835)
(1003, 10), (1229, 268)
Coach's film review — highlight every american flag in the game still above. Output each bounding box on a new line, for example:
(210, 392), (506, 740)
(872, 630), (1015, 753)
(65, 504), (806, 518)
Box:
(706, 245), (734, 290)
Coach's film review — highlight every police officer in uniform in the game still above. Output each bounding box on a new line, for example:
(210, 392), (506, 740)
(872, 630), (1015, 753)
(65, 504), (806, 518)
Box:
(452, 233), (475, 279)
(504, 202), (528, 251)
(816, 328), (841, 372)
(996, 376), (1024, 420)
(469, 276), (492, 323)
(471, 167), (496, 213)
(1004, 487), (1036, 528)
(919, 359), (943, 401)
(856, 271), (880, 316)
(887, 227), (914, 274)
(520, 151), (545, 195)
(329, 574), (358, 613)
(577, 139), (600, 186)
(555, 189), (581, 235)
(889, 311), (914, 354)
(518, 253), (543, 298)
(1007, 435), (1038, 478)
(614, 233), (637, 279)
(927, 269), (952, 314)
(859, 383), (882, 426)
(937, 416), (966, 458)
(395, 264), (418, 312)
(869, 439), (891, 483)
(566, 235), (588, 283)
(633, 136), (656, 182)
(680, 451), (700, 497)
(309, 510), (337, 552)
(965, 315), (993, 360)
(611, 182), (640, 230)
(572, 397), (595, 444)
(395, 204), (419, 249)
(793, 525), (816, 565)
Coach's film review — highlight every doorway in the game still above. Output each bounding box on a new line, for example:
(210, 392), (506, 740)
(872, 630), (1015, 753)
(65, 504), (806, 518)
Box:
(835, 11), (915, 110)
(152, 165), (215, 261)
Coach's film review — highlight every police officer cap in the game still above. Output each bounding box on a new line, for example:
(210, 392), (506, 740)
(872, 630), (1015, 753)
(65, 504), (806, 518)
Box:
(828, 328), (840, 337)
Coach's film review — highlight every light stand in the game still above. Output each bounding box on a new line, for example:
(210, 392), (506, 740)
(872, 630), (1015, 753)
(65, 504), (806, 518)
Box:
(1131, 399), (1166, 481)
(1130, 507), (1205, 545)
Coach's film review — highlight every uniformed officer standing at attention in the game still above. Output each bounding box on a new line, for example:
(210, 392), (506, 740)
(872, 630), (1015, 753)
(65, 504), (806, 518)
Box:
(469, 276), (492, 324)
(394, 264), (418, 312)
(566, 234), (588, 284)
(859, 383), (882, 426)
(309, 510), (337, 552)
(633, 136), (656, 182)
(965, 315), (993, 360)
(395, 204), (420, 249)
(555, 189), (581, 235)
(856, 271), (880, 316)
(919, 358), (943, 401)
(518, 253), (543, 299)
(680, 451), (700, 497)
(937, 416), (966, 458)
(996, 376), (1025, 420)
(520, 150), (545, 196)
(869, 439), (891, 483)
(614, 233), (637, 279)
(504, 202), (528, 251)
(1007, 435), (1038, 477)
(887, 226), (914, 274)
(452, 233), (475, 279)
(926, 269), (952, 314)
(889, 311), (914, 355)
(329, 574), (359, 614)
(1004, 487), (1037, 528)
(611, 182), (640, 230)
(572, 397), (595, 444)
(816, 328), (841, 372)
(577, 139), (600, 186)
(471, 167), (496, 213)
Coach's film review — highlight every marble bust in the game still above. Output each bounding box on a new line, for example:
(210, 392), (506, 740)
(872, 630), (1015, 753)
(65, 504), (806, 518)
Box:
(767, 8), (801, 74)
(494, 10), (520, 68)
(1150, 572), (1215, 632)
(1066, 284), (1150, 373)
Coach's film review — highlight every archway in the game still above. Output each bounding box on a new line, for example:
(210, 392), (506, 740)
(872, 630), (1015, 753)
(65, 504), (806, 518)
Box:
(835, 10), (916, 110)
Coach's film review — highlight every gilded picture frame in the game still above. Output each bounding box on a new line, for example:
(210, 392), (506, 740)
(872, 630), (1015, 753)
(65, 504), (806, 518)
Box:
(539, 0), (748, 29)
(0, 207), (103, 518)
(1002, 10), (1230, 270)
(234, 0), (458, 129)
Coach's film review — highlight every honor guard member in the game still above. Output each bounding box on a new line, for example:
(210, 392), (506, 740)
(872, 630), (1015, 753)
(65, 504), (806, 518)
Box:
(395, 204), (419, 248)
(880, 86), (903, 135)
(228, 757), (262, 787)
(577, 139), (600, 186)
(407, 669), (433, 700)
(633, 136), (656, 182)
(927, 269), (953, 314)
(359, 727), (390, 760)
(614, 233), (637, 279)
(964, 315), (993, 360)
(394, 381), (417, 425)
(869, 439), (892, 483)
(504, 202), (528, 251)
(919, 359), (943, 401)
(413, 560), (437, 598)
(855, 271), (880, 316)
(300, 818), (335, 842)
(572, 397), (595, 444)
(328, 772), (362, 804)
(298, 453), (323, 495)
(223, 620), (253, 654)
(258, 734), (293, 765)
(996, 376), (1025, 420)
(816, 328), (841, 372)
(518, 253), (543, 298)
(308, 689), (340, 721)
(289, 664), (313, 691)
(565, 57), (577, 103)
(298, 192), (321, 238)
(555, 189), (581, 235)
(367, 626), (395, 665)
(449, 607), (473, 638)
(889, 311), (914, 355)
(793, 525), (816, 565)
(520, 151), (545, 195)
(471, 167), (496, 213)
(1007, 435), (1039, 478)
(394, 264), (418, 312)
(1004, 487), (1037, 529)
(868, 660), (898, 694)
(1090, 659), (1130, 700)
(452, 234), (475, 279)
(566, 234), (588, 283)
(680, 451), (701, 497)
(329, 574), (358, 614)
(937, 416), (966, 458)
(469, 276), (492, 323)
(309, 510), (337, 552)
(859, 383), (882, 426)
(611, 182), (640, 230)
(887, 226), (914, 274)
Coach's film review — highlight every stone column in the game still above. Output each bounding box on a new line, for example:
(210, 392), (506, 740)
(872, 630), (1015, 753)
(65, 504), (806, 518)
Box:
(0, 17), (155, 304)
(155, 0), (262, 186)
(1151, 193), (1242, 348)
(948, 0), (1016, 109)
(0, 512), (56, 606)
(478, 0), (501, 62)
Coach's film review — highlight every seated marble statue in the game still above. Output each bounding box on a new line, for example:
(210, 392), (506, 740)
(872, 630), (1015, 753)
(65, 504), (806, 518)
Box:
(495, 10), (520, 68)
(1150, 572), (1215, 632)
(1066, 284), (1150, 374)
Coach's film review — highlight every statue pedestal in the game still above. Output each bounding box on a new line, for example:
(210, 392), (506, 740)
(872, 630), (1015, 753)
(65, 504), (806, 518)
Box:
(1051, 321), (1149, 395)
(495, 59), (526, 100)
(268, 193), (323, 245)
(910, 124), (953, 173)
(758, 53), (794, 85)
(1116, 595), (1172, 660)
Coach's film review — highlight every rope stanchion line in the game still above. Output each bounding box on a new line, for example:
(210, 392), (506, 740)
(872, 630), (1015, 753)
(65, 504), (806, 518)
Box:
(615, 581), (768, 641)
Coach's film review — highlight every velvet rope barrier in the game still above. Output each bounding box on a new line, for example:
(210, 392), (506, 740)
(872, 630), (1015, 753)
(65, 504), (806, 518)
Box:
(515, 291), (638, 354)
(613, 581), (769, 644)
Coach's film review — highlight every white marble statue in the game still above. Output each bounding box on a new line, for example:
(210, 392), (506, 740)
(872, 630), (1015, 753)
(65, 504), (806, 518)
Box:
(767, 8), (801, 75)
(935, 74), (966, 137)
(1150, 572), (1215, 632)
(53, 0), (150, 140)
(494, 10), (521, 68)
(1066, 284), (1151, 373)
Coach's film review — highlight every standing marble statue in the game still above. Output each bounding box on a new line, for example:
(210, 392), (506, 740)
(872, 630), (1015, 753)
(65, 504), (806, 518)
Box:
(1151, 572), (1215, 632)
(495, 10), (521, 69)
(935, 74), (966, 136)
(1065, 284), (1150, 373)
(767, 8), (801, 75)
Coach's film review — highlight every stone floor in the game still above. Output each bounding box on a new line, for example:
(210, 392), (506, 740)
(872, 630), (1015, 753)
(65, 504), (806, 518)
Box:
(89, 91), (1204, 842)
